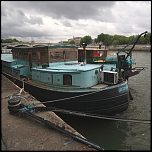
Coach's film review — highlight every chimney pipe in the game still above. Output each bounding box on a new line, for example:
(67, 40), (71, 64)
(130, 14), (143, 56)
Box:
(82, 43), (87, 64)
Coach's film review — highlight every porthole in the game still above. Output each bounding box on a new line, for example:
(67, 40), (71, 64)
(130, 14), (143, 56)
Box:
(95, 70), (98, 75)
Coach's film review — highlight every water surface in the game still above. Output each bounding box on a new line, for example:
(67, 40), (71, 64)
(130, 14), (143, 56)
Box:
(58, 50), (151, 150)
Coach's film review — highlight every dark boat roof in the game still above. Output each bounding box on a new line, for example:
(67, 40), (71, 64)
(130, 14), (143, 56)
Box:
(10, 45), (78, 50)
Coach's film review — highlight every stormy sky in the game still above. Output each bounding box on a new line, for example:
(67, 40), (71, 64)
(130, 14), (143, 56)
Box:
(1, 1), (151, 43)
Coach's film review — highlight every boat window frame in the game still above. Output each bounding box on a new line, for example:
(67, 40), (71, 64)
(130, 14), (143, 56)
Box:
(24, 52), (28, 59)
(63, 74), (72, 85)
(32, 52), (37, 59)
(41, 52), (48, 59)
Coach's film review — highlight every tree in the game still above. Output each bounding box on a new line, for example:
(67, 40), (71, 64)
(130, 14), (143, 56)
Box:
(80, 35), (92, 45)
(97, 33), (112, 46)
(69, 40), (75, 44)
(62, 41), (69, 45)
(97, 33), (105, 44)
(112, 40), (119, 45)
(1, 38), (22, 43)
(103, 34), (112, 46)
(94, 38), (98, 44)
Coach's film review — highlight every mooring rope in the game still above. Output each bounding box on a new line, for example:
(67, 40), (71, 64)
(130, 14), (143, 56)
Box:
(52, 108), (151, 124)
(6, 92), (151, 124)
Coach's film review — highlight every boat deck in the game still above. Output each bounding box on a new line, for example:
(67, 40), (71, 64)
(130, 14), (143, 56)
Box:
(34, 62), (117, 72)
(91, 83), (108, 89)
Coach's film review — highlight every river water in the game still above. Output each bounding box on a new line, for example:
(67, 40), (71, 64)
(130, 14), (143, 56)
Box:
(57, 50), (151, 150)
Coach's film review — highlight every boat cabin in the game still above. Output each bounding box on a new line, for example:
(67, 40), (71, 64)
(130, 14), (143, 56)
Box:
(78, 47), (107, 63)
(2, 45), (118, 89)
(11, 45), (78, 68)
(2, 45), (78, 78)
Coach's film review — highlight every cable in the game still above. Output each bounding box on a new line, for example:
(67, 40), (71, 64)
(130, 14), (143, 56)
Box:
(52, 108), (150, 124)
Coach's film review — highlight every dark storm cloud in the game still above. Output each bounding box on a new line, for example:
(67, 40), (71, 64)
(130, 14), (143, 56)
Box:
(44, 1), (115, 21)
(1, 2), (44, 39)
(1, 1), (151, 42)
(2, 7), (43, 26)
(2, 1), (116, 20)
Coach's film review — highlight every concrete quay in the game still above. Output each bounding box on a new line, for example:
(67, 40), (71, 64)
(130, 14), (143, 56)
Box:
(1, 74), (96, 151)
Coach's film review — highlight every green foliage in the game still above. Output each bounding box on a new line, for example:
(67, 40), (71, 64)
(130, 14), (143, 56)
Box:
(96, 32), (151, 45)
(103, 34), (112, 46)
(69, 40), (75, 44)
(97, 33), (104, 44)
(112, 40), (119, 45)
(94, 38), (98, 44)
(143, 32), (151, 44)
(1, 38), (22, 43)
(62, 41), (69, 44)
(1, 32), (151, 46)
(62, 40), (75, 45)
(80, 35), (92, 45)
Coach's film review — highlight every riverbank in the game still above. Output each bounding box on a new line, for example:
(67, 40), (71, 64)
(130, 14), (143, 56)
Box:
(85, 44), (151, 51)
(1, 74), (97, 151)
(108, 44), (151, 51)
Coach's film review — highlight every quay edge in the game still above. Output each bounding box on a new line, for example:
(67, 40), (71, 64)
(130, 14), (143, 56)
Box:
(1, 74), (97, 151)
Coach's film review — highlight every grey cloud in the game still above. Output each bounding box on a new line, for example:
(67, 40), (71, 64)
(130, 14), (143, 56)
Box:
(60, 20), (72, 27)
(54, 22), (59, 25)
(26, 16), (44, 25)
(1, 7), (7, 17)
(75, 23), (88, 27)
(113, 23), (134, 35)
(1, 1), (151, 42)
(15, 10), (44, 25)
(2, 1), (116, 21)
(2, 25), (53, 38)
(2, 7), (43, 27)
(39, 1), (116, 21)
(17, 10), (25, 16)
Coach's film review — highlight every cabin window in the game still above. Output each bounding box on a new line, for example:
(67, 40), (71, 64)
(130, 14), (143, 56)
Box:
(95, 70), (98, 75)
(86, 51), (90, 56)
(14, 52), (17, 57)
(99, 51), (103, 56)
(65, 51), (77, 60)
(63, 74), (72, 85)
(41, 52), (48, 59)
(18, 52), (22, 58)
(32, 53), (37, 59)
(24, 53), (28, 59)
(50, 52), (63, 59)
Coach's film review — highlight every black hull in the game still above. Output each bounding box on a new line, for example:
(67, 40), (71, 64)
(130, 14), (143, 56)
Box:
(2, 71), (130, 116)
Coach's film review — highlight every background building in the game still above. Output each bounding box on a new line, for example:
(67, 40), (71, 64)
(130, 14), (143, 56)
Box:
(68, 36), (82, 45)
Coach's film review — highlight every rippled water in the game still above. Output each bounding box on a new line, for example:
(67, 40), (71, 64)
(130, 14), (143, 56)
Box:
(58, 50), (151, 150)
